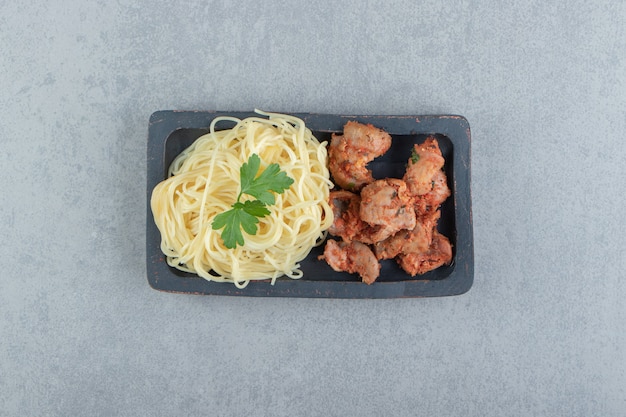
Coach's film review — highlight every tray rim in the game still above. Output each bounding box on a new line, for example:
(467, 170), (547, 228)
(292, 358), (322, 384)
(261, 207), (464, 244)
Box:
(146, 111), (474, 298)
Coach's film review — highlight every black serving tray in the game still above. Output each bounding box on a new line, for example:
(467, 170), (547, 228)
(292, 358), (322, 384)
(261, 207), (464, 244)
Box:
(146, 111), (473, 298)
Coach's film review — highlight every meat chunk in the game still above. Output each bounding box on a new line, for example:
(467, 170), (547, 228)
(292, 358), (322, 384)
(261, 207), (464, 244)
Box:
(396, 230), (453, 276)
(327, 187), (411, 245)
(328, 121), (392, 191)
(328, 190), (363, 242)
(373, 210), (440, 260)
(354, 222), (397, 245)
(373, 228), (412, 260)
(413, 169), (451, 217)
(403, 137), (445, 196)
(359, 178), (415, 242)
(320, 239), (381, 284)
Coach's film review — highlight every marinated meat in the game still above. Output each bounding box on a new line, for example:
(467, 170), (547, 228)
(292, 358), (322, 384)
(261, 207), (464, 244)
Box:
(359, 178), (415, 243)
(403, 137), (445, 196)
(322, 125), (453, 280)
(413, 169), (451, 217)
(328, 121), (392, 191)
(397, 230), (453, 276)
(320, 239), (381, 284)
(328, 190), (363, 242)
(373, 210), (440, 260)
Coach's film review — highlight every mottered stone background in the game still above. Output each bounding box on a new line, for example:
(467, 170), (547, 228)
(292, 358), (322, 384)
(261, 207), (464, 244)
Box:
(1, 1), (625, 416)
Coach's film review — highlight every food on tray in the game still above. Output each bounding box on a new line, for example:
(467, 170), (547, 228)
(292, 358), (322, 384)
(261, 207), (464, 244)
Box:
(151, 112), (453, 288)
(320, 122), (453, 284)
(150, 111), (334, 288)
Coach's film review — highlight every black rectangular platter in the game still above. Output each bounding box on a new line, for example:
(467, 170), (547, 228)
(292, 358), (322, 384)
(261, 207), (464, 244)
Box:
(146, 111), (473, 298)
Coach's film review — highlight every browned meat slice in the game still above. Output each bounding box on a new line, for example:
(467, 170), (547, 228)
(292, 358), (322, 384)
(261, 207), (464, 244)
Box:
(328, 121), (392, 191)
(373, 210), (440, 260)
(396, 230), (453, 276)
(413, 169), (451, 217)
(358, 178), (415, 243)
(320, 239), (381, 284)
(328, 190), (363, 242)
(403, 137), (445, 196)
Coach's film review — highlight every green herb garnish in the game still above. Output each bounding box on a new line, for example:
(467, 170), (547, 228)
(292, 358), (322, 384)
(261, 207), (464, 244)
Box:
(410, 148), (420, 164)
(211, 154), (294, 249)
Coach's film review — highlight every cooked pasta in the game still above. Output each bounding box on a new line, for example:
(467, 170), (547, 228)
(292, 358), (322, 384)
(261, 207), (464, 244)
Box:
(150, 110), (334, 288)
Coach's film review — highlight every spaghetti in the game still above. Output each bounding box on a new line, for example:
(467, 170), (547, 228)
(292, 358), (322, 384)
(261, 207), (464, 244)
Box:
(150, 111), (334, 288)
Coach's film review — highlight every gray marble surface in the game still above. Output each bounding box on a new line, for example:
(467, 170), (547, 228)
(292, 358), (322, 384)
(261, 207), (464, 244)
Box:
(1, 1), (625, 416)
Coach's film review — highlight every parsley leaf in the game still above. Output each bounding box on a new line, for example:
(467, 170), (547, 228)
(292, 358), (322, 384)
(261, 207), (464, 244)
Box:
(235, 200), (271, 218)
(239, 153), (294, 205)
(212, 208), (252, 249)
(211, 154), (293, 249)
